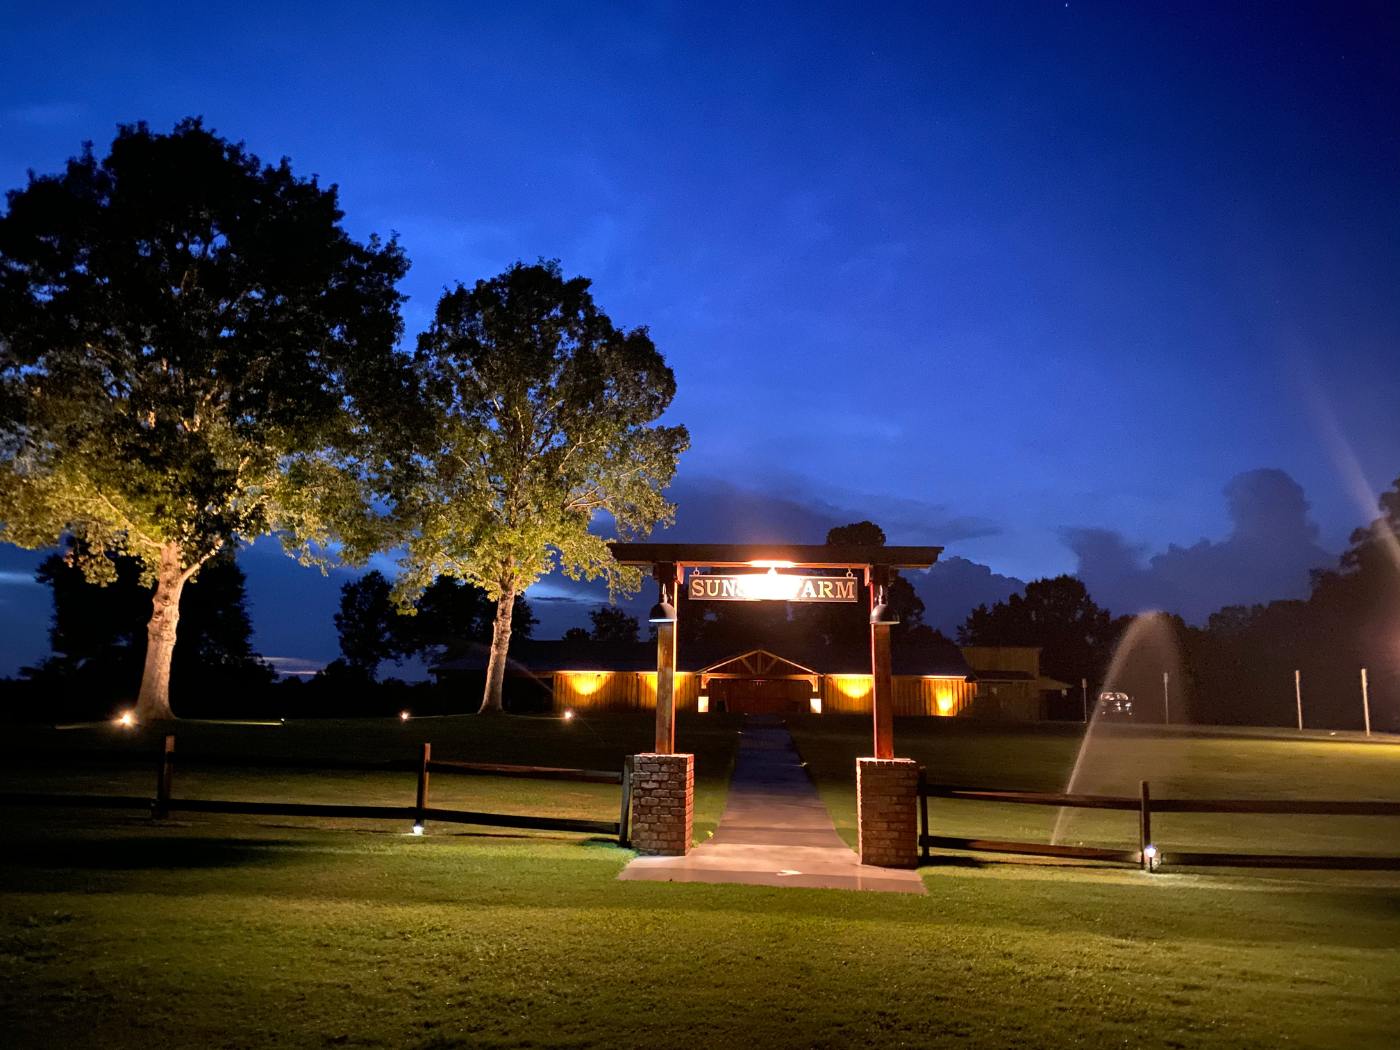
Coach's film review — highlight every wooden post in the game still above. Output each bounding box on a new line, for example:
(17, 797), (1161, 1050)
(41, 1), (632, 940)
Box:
(415, 742), (431, 830)
(618, 756), (634, 847)
(653, 564), (680, 755)
(1361, 668), (1371, 737)
(1294, 669), (1304, 731)
(154, 734), (175, 819)
(918, 765), (930, 864)
(870, 566), (895, 760)
(1138, 779), (1152, 871)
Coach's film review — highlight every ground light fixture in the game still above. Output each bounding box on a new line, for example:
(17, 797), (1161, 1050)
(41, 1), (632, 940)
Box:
(115, 710), (135, 729)
(411, 824), (424, 836)
(562, 709), (576, 722)
(399, 710), (410, 722)
(1143, 844), (1160, 872)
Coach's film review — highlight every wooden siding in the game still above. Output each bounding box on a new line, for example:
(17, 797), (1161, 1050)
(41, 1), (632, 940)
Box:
(820, 675), (977, 717)
(551, 671), (700, 713)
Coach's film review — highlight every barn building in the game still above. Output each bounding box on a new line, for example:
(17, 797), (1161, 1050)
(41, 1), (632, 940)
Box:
(432, 639), (1065, 720)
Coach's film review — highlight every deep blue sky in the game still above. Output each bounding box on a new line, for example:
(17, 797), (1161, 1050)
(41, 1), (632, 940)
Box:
(2, 2), (1398, 676)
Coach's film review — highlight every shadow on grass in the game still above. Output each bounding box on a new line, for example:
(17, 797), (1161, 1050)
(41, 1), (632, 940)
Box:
(6, 835), (309, 872)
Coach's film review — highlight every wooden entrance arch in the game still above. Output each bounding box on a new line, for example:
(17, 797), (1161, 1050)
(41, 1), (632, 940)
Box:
(606, 543), (944, 758)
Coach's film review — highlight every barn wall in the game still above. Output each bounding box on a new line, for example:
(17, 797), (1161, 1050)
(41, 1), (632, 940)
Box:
(550, 671), (700, 713)
(820, 675), (977, 716)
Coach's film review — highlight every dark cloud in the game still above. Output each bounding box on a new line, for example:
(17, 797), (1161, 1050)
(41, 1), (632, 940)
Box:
(908, 556), (1027, 635)
(1063, 469), (1334, 623)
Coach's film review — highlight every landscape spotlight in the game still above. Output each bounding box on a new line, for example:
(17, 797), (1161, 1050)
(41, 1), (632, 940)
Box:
(648, 600), (677, 624)
(399, 710), (410, 722)
(563, 709), (576, 722)
(1143, 844), (1160, 872)
(116, 710), (136, 729)
(412, 824), (424, 836)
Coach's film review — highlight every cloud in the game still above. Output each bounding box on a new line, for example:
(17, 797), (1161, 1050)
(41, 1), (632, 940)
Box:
(908, 556), (1027, 635)
(526, 475), (1009, 638)
(1063, 468), (1335, 623)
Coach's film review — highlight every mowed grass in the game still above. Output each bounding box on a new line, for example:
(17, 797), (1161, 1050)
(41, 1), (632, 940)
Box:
(790, 716), (1400, 856)
(2, 714), (1399, 1048)
(1, 711), (743, 840)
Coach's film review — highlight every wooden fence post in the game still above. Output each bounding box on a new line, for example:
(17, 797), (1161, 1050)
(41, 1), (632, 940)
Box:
(918, 766), (930, 864)
(1139, 779), (1152, 871)
(415, 742), (431, 831)
(618, 756), (634, 847)
(154, 734), (175, 819)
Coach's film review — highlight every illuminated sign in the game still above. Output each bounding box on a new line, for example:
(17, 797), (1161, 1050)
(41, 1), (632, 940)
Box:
(687, 572), (859, 603)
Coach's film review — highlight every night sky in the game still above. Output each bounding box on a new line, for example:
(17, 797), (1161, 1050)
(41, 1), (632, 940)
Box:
(2, 2), (1398, 677)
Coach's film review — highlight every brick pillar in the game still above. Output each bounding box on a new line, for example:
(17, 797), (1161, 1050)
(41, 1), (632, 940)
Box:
(857, 757), (919, 868)
(630, 753), (693, 855)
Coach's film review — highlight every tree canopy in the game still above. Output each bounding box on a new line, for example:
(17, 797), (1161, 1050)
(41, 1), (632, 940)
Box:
(0, 120), (410, 718)
(396, 260), (687, 711)
(334, 570), (536, 680)
(959, 575), (1119, 688)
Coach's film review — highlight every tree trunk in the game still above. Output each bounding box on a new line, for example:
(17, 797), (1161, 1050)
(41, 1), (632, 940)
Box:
(135, 543), (187, 723)
(479, 585), (517, 715)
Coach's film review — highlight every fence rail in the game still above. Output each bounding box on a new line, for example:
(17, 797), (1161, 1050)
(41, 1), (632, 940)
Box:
(1, 736), (634, 846)
(917, 769), (1400, 872)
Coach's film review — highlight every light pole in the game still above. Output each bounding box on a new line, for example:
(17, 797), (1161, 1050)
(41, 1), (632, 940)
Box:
(1361, 667), (1372, 737)
(1294, 669), (1304, 731)
(1162, 671), (1170, 725)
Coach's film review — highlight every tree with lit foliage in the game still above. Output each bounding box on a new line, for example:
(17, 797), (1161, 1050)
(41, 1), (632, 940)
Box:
(0, 120), (410, 720)
(394, 261), (687, 713)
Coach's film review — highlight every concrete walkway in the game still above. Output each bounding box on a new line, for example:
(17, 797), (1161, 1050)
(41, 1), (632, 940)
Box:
(618, 718), (926, 893)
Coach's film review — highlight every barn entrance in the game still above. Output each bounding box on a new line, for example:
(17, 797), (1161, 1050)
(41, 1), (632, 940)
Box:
(700, 649), (818, 715)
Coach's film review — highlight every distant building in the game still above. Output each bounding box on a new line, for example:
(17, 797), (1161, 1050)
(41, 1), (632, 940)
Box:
(961, 645), (1073, 721)
(432, 638), (1067, 720)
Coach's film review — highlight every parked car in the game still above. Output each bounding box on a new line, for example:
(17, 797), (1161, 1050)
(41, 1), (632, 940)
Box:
(1096, 692), (1134, 719)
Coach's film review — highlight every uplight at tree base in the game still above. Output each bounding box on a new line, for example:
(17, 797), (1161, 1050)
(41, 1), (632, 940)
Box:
(562, 709), (575, 722)
(115, 710), (136, 729)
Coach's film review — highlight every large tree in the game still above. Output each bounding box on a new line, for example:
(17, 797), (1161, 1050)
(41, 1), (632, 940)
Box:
(398, 261), (687, 713)
(0, 120), (409, 720)
(334, 569), (536, 679)
(33, 544), (272, 705)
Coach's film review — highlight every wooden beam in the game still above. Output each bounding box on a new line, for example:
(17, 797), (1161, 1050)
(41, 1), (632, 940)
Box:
(870, 568), (894, 759)
(608, 542), (943, 570)
(654, 564), (681, 754)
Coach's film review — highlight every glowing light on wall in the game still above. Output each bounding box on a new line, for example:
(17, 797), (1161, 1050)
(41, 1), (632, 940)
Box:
(833, 675), (873, 699)
(935, 691), (955, 715)
(566, 672), (604, 696)
(697, 696), (709, 714)
(809, 696), (823, 715)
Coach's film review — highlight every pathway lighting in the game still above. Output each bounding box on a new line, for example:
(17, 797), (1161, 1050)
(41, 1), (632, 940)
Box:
(399, 710), (410, 722)
(1143, 844), (1160, 872)
(115, 710), (135, 729)
(563, 709), (576, 722)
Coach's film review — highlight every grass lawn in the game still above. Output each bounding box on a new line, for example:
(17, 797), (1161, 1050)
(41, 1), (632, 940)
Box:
(791, 715), (1400, 857)
(2, 714), (1399, 1048)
